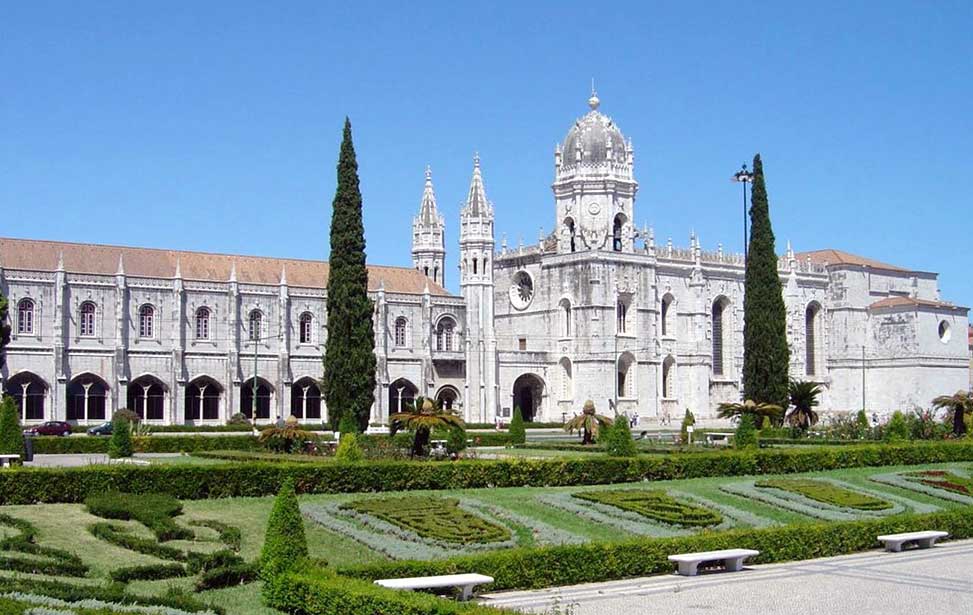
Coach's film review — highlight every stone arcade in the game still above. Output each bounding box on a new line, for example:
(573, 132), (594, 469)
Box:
(1, 93), (968, 425)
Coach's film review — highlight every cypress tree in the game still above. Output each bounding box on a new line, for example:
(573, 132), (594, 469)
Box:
(322, 118), (377, 432)
(508, 407), (526, 445)
(742, 154), (790, 410)
(0, 396), (24, 458)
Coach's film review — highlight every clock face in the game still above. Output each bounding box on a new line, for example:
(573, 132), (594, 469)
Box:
(509, 271), (534, 310)
(587, 202), (601, 216)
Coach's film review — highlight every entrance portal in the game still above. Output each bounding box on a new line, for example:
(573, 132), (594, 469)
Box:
(511, 374), (545, 422)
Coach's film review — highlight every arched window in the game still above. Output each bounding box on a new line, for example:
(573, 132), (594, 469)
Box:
(291, 377), (322, 420)
(79, 302), (96, 337)
(617, 353), (635, 399)
(424, 266), (429, 277)
(434, 266), (439, 284)
(559, 358), (573, 400)
(139, 305), (154, 338)
(436, 386), (459, 411)
(661, 294), (674, 338)
(566, 218), (577, 253)
(612, 215), (624, 252)
(388, 378), (418, 416)
(17, 299), (34, 335)
(248, 310), (262, 342)
(436, 317), (456, 351)
(473, 258), (478, 275)
(127, 376), (166, 421)
(299, 312), (313, 344)
(185, 377), (221, 421)
(662, 356), (676, 399)
(616, 299), (629, 334)
(195, 307), (210, 340)
(559, 299), (572, 338)
(805, 303), (822, 376)
(712, 298), (728, 376)
(66, 375), (108, 421)
(394, 317), (408, 347)
(241, 378), (273, 420)
(4, 372), (47, 420)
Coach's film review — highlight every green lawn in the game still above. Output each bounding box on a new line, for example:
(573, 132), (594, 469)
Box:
(1, 460), (969, 614)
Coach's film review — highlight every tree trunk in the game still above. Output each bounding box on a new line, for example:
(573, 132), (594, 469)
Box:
(582, 427), (593, 445)
(954, 407), (967, 437)
(411, 427), (430, 457)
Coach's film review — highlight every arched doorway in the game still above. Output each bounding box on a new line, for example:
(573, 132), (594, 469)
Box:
(66, 374), (110, 422)
(4, 372), (47, 421)
(512, 374), (545, 422)
(388, 378), (418, 415)
(290, 377), (322, 420)
(241, 378), (274, 420)
(127, 375), (167, 421)
(435, 386), (460, 412)
(185, 376), (222, 422)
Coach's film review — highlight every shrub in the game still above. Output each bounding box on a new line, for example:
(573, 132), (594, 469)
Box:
(602, 418), (637, 457)
(573, 490), (722, 526)
(335, 432), (364, 463)
(755, 478), (892, 510)
(337, 507), (973, 592)
(84, 492), (192, 541)
(110, 562), (188, 583)
(89, 522), (186, 561)
(0, 397), (23, 459)
(188, 519), (242, 551)
(227, 412), (253, 427)
(343, 496), (510, 544)
(884, 411), (910, 443)
(31, 433), (260, 454)
(113, 408), (141, 423)
(338, 413), (359, 436)
(187, 548), (246, 574)
(195, 560), (258, 591)
(446, 425), (468, 455)
(261, 479), (308, 579)
(680, 409), (695, 445)
(108, 416), (134, 459)
(260, 421), (317, 454)
(735, 413), (758, 449)
(508, 407), (526, 445)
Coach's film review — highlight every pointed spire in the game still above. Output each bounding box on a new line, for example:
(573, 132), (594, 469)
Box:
(56, 251), (65, 272)
(116, 255), (125, 276)
(464, 153), (490, 216)
(417, 165), (439, 224)
(229, 260), (237, 282)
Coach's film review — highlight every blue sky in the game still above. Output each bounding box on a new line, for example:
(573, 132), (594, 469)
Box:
(2, 1), (971, 313)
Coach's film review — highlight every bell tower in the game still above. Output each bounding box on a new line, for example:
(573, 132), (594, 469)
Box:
(411, 166), (446, 286)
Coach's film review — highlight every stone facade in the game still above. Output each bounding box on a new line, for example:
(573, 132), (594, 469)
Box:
(2, 92), (969, 425)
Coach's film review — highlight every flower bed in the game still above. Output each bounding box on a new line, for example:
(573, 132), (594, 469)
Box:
(341, 496), (511, 544)
(754, 479), (893, 511)
(573, 489), (723, 526)
(721, 480), (905, 521)
(871, 469), (973, 504)
(904, 469), (973, 496)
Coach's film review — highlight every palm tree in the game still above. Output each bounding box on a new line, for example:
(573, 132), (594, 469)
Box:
(390, 396), (465, 457)
(786, 380), (822, 432)
(564, 400), (613, 445)
(932, 390), (973, 437)
(717, 399), (783, 423)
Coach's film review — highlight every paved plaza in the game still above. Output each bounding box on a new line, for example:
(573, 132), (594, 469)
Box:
(482, 539), (973, 614)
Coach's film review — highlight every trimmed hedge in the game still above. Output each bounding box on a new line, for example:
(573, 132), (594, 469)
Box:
(3, 440), (973, 504)
(760, 438), (882, 447)
(0, 575), (223, 614)
(31, 434), (260, 454)
(338, 506), (973, 591)
(344, 496), (510, 544)
(0, 513), (88, 577)
(85, 492), (193, 541)
(196, 560), (259, 590)
(110, 562), (189, 583)
(89, 522), (186, 561)
(264, 565), (516, 615)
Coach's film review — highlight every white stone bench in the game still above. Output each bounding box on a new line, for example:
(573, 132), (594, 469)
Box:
(877, 531), (948, 552)
(668, 548), (759, 576)
(375, 573), (494, 601)
(0, 454), (20, 468)
(704, 432), (734, 446)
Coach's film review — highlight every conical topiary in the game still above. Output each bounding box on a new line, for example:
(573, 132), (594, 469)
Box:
(508, 406), (526, 445)
(260, 479), (308, 580)
(0, 396), (24, 458)
(107, 416), (133, 459)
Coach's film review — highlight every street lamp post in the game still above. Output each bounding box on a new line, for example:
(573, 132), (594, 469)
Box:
(732, 164), (754, 261)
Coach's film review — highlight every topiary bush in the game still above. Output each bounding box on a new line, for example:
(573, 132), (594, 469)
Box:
(260, 479), (308, 580)
(884, 411), (910, 442)
(603, 417), (637, 457)
(680, 409), (695, 445)
(446, 424), (467, 456)
(508, 407), (526, 445)
(335, 432), (364, 463)
(108, 416), (134, 459)
(0, 396), (24, 460)
(734, 413), (758, 449)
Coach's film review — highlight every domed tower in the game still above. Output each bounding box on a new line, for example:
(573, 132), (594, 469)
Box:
(553, 90), (638, 254)
(411, 166), (446, 286)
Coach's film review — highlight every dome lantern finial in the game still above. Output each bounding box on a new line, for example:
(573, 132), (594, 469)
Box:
(588, 78), (600, 110)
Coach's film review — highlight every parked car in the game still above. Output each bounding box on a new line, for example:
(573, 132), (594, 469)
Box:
(87, 422), (113, 436)
(23, 421), (73, 437)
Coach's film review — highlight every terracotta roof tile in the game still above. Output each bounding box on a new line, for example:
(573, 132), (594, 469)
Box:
(795, 249), (910, 273)
(0, 237), (452, 296)
(868, 296), (966, 311)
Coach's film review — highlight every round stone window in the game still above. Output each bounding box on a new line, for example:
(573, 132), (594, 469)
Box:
(938, 320), (951, 344)
(509, 271), (534, 310)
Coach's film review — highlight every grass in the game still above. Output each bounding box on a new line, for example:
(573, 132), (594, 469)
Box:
(1, 460), (970, 614)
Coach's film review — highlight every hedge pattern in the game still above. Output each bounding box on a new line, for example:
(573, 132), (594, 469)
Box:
(904, 469), (973, 496)
(337, 506), (973, 591)
(343, 497), (511, 544)
(31, 434), (260, 454)
(4, 441), (973, 504)
(755, 478), (893, 511)
(0, 513), (88, 577)
(0, 576), (222, 614)
(573, 490), (723, 527)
